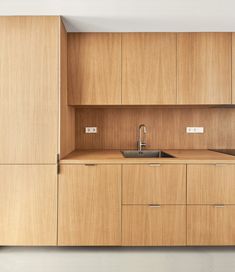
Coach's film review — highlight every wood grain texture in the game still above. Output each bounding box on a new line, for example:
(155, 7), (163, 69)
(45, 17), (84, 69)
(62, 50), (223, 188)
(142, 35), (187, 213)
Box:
(122, 205), (186, 246)
(177, 33), (232, 104)
(232, 33), (235, 104)
(60, 150), (235, 165)
(75, 108), (235, 150)
(187, 205), (235, 245)
(68, 33), (121, 105)
(187, 164), (235, 204)
(58, 165), (121, 246)
(122, 33), (177, 104)
(60, 20), (75, 158)
(0, 16), (59, 163)
(0, 165), (57, 246)
(122, 164), (186, 204)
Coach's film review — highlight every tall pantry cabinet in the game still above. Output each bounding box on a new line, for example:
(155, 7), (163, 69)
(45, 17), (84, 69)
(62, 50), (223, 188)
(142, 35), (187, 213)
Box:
(0, 16), (63, 245)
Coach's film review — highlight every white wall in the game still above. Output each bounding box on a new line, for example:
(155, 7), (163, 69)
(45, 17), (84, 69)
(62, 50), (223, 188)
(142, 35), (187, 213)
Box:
(0, 247), (235, 272)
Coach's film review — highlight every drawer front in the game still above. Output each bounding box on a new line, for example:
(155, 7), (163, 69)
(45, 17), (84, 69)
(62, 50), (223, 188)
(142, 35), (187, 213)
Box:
(187, 164), (235, 204)
(122, 205), (186, 246)
(122, 164), (186, 204)
(187, 205), (235, 245)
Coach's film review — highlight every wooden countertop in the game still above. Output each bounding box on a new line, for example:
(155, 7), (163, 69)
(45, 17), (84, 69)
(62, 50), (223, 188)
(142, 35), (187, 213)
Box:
(60, 149), (235, 164)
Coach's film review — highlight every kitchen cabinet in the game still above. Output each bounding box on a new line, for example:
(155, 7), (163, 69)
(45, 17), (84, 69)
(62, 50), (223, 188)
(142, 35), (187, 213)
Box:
(0, 165), (57, 245)
(0, 16), (59, 163)
(68, 33), (121, 105)
(177, 33), (231, 104)
(122, 205), (186, 246)
(122, 33), (177, 104)
(58, 164), (121, 245)
(187, 205), (235, 245)
(122, 164), (186, 204)
(187, 164), (235, 204)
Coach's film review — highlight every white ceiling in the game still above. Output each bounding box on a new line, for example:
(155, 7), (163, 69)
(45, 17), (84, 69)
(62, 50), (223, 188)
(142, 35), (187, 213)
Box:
(1, 0), (235, 32)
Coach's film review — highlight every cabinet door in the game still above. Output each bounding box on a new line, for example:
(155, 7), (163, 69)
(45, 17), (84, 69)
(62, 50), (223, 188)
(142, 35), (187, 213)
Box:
(58, 165), (121, 245)
(187, 205), (235, 245)
(0, 165), (57, 245)
(0, 17), (59, 163)
(122, 33), (177, 104)
(187, 164), (235, 204)
(68, 33), (121, 105)
(178, 33), (231, 104)
(123, 164), (186, 204)
(122, 205), (186, 246)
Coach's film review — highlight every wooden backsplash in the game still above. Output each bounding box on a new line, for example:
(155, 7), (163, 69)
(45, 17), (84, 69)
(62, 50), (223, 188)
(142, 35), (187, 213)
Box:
(75, 108), (235, 150)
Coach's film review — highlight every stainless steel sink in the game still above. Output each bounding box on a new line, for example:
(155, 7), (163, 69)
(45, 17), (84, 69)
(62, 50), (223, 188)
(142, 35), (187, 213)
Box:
(121, 150), (175, 158)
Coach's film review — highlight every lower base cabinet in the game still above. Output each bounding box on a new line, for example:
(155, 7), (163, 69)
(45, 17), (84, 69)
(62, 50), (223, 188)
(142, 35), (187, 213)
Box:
(122, 205), (186, 246)
(187, 205), (235, 246)
(58, 164), (121, 245)
(0, 165), (57, 246)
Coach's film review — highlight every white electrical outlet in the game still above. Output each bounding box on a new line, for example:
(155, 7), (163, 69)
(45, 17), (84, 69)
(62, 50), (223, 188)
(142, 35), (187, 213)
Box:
(186, 127), (204, 134)
(85, 127), (97, 134)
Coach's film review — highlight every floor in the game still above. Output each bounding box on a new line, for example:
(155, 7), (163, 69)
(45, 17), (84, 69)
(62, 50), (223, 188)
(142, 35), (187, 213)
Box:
(0, 247), (235, 272)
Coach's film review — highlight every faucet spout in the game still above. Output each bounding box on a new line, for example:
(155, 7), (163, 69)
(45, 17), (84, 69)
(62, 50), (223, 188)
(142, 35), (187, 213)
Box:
(137, 124), (147, 152)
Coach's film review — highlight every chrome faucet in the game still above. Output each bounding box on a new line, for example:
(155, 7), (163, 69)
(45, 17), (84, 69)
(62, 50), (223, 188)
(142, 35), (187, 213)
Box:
(137, 124), (147, 152)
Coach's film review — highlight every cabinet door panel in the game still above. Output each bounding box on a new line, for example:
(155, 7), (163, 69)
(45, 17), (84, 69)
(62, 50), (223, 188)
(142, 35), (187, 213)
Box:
(0, 17), (59, 163)
(187, 205), (235, 245)
(187, 164), (235, 204)
(58, 165), (121, 245)
(178, 33), (231, 104)
(122, 205), (186, 246)
(68, 33), (121, 105)
(0, 165), (57, 245)
(123, 164), (186, 204)
(122, 33), (177, 104)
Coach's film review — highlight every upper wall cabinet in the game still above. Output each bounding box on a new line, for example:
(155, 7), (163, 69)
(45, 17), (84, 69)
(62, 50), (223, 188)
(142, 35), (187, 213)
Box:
(122, 33), (177, 104)
(68, 33), (121, 105)
(177, 33), (232, 104)
(0, 16), (59, 164)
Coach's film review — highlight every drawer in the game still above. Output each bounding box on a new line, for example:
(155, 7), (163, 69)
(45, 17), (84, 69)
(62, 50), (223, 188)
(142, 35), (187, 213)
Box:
(187, 164), (235, 204)
(122, 205), (186, 246)
(122, 164), (186, 204)
(187, 205), (235, 246)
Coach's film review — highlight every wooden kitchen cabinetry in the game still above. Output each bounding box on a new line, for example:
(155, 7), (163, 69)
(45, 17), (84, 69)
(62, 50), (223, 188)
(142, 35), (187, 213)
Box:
(122, 205), (186, 246)
(122, 33), (177, 104)
(122, 164), (187, 246)
(67, 33), (121, 105)
(187, 164), (235, 245)
(58, 164), (121, 245)
(187, 205), (235, 245)
(0, 165), (57, 245)
(0, 16), (59, 164)
(122, 164), (186, 204)
(177, 33), (232, 104)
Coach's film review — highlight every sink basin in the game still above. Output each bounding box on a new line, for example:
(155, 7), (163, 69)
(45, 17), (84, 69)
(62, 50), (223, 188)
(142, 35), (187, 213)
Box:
(121, 150), (175, 158)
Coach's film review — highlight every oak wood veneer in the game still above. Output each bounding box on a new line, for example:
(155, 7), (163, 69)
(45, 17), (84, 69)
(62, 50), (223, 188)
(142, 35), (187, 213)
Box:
(187, 205), (235, 246)
(177, 33), (232, 104)
(0, 16), (59, 164)
(232, 33), (235, 104)
(187, 164), (235, 204)
(0, 165), (57, 246)
(60, 20), (75, 158)
(122, 164), (186, 204)
(122, 33), (177, 104)
(68, 33), (121, 105)
(122, 205), (186, 246)
(75, 108), (235, 150)
(58, 164), (121, 246)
